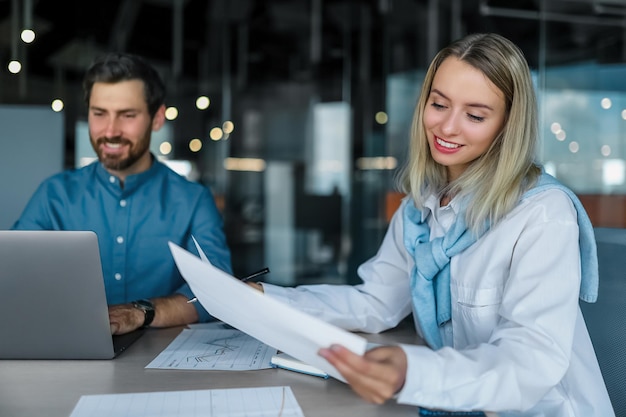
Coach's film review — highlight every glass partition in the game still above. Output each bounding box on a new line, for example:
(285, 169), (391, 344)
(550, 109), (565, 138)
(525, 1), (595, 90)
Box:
(62, 0), (626, 285)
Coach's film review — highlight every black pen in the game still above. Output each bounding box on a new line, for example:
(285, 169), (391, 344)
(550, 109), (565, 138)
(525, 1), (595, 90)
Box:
(187, 267), (270, 303)
(240, 267), (270, 282)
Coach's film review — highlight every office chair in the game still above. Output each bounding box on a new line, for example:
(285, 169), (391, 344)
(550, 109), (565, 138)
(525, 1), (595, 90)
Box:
(580, 227), (626, 416)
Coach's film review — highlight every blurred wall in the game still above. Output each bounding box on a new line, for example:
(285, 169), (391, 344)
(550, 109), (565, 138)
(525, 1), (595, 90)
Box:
(0, 105), (64, 229)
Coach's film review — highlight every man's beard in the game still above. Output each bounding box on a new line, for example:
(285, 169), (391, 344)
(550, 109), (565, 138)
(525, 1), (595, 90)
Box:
(92, 136), (150, 171)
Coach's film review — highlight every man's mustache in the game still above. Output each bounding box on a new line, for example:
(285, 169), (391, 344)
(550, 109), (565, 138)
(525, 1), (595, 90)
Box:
(95, 137), (132, 146)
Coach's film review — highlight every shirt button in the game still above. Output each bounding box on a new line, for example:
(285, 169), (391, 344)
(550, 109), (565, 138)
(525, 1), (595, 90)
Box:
(120, 199), (127, 207)
(116, 236), (124, 244)
(114, 273), (122, 280)
(109, 176), (116, 183)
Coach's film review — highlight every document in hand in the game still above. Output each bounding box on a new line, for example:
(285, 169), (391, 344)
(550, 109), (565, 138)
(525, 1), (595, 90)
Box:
(168, 242), (368, 382)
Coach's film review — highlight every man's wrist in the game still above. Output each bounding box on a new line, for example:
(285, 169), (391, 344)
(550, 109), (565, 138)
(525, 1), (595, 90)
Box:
(131, 299), (155, 327)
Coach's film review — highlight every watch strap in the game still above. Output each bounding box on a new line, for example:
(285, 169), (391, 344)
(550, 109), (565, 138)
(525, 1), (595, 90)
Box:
(132, 299), (155, 328)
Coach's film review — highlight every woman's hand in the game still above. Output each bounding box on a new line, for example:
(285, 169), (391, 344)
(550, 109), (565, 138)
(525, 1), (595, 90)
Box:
(247, 282), (264, 292)
(319, 344), (407, 404)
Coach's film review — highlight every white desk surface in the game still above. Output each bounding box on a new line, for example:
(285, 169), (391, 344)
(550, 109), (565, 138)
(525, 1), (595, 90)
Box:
(0, 321), (422, 417)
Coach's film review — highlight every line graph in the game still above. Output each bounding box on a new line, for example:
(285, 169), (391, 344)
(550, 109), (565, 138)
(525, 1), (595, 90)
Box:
(146, 327), (277, 370)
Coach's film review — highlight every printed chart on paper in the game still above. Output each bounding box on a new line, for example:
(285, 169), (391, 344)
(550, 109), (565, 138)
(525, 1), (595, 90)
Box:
(146, 324), (276, 370)
(69, 386), (305, 417)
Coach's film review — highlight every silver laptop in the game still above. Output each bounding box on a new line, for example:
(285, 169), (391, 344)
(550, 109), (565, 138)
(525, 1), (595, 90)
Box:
(0, 230), (144, 359)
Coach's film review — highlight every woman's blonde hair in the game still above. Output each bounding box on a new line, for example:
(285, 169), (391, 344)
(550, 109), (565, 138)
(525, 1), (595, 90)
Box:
(398, 32), (541, 234)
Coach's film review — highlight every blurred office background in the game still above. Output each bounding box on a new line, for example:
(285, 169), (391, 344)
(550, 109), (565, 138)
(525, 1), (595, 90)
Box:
(0, 0), (624, 285)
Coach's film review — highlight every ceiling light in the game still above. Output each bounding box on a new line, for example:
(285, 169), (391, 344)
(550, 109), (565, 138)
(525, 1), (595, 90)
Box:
(21, 29), (35, 43)
(8, 60), (21, 74)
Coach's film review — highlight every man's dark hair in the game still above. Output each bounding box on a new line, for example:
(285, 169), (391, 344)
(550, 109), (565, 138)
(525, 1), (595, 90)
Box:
(83, 53), (166, 117)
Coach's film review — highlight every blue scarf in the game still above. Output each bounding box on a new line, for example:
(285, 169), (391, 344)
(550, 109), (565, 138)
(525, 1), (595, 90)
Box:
(403, 172), (599, 350)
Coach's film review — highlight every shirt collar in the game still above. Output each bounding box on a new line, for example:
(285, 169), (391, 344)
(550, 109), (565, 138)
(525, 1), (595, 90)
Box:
(94, 154), (163, 195)
(422, 192), (462, 221)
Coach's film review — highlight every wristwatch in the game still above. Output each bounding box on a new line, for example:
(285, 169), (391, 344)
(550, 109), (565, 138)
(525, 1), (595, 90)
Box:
(132, 299), (155, 328)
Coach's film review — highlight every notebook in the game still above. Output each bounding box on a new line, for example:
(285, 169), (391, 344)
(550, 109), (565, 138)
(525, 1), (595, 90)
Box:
(0, 230), (144, 359)
(270, 352), (329, 379)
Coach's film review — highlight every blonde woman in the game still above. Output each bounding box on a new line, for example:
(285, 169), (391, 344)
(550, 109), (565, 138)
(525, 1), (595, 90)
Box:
(256, 33), (614, 416)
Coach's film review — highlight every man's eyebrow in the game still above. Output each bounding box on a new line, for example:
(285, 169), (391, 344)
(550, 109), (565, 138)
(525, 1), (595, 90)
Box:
(430, 88), (495, 111)
(89, 106), (139, 113)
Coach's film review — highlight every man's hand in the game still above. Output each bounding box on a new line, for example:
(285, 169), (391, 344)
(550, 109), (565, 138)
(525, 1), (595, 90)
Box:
(108, 303), (145, 335)
(318, 344), (407, 404)
(108, 294), (199, 335)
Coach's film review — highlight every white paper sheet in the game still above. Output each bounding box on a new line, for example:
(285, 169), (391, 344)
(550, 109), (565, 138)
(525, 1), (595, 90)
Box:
(145, 327), (276, 370)
(69, 386), (304, 417)
(169, 242), (368, 382)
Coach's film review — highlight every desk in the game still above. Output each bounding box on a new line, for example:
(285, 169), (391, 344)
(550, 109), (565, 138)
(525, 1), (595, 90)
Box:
(0, 322), (421, 417)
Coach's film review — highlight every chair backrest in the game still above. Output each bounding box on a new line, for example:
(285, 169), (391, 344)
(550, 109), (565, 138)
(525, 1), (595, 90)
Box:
(580, 227), (626, 416)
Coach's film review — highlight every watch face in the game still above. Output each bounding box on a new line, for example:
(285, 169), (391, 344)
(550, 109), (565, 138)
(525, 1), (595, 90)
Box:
(134, 299), (154, 311)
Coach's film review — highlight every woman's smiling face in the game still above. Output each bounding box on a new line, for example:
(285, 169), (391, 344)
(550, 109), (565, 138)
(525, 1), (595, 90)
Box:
(423, 57), (507, 182)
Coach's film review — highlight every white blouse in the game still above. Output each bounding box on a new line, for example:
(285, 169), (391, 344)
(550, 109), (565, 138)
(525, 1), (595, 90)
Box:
(262, 188), (614, 416)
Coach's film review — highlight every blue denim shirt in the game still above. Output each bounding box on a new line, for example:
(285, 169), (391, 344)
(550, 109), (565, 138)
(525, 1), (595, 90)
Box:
(12, 156), (232, 322)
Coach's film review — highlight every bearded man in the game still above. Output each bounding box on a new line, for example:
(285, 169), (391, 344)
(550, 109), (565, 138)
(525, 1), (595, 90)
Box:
(13, 53), (232, 335)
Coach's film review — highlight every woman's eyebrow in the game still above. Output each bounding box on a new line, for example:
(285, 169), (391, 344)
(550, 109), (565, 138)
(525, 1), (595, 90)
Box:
(430, 88), (495, 111)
